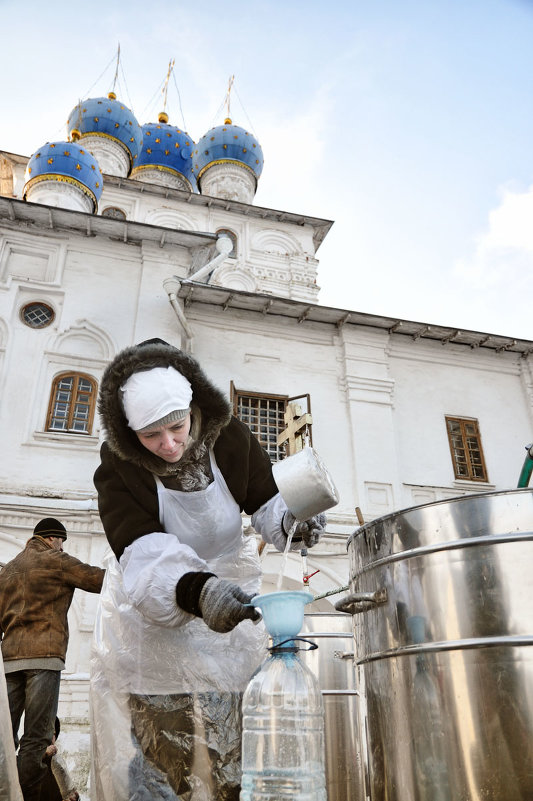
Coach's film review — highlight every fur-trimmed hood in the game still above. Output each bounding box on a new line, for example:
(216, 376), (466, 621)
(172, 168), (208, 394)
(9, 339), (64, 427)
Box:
(98, 339), (232, 476)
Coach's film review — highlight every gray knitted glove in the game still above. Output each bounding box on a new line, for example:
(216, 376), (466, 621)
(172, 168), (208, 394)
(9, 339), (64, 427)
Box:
(282, 511), (326, 548)
(198, 577), (260, 633)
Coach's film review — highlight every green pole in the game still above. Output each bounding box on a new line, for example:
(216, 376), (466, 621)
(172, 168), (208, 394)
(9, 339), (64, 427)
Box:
(517, 444), (533, 488)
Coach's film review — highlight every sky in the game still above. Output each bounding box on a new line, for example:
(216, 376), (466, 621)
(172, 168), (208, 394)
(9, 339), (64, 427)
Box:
(1, 0), (533, 340)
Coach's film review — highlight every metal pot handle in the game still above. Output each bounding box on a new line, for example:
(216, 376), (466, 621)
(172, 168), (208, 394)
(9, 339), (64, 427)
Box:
(335, 588), (388, 615)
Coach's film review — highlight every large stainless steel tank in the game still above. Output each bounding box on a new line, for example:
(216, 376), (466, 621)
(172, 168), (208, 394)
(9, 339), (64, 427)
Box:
(301, 612), (365, 801)
(336, 488), (533, 801)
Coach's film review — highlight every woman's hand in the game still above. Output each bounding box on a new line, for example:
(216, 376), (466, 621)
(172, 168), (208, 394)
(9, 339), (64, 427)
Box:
(199, 578), (260, 633)
(282, 511), (326, 548)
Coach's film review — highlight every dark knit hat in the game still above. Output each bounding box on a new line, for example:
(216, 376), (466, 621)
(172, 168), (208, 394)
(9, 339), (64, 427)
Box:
(33, 518), (67, 541)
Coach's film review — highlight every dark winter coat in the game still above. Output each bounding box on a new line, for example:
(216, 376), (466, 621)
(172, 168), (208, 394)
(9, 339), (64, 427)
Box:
(0, 537), (104, 663)
(93, 340), (278, 559)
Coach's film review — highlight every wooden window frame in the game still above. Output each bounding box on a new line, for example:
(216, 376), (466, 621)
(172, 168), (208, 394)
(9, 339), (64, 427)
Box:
(20, 301), (55, 329)
(445, 416), (488, 482)
(230, 382), (312, 461)
(46, 372), (97, 435)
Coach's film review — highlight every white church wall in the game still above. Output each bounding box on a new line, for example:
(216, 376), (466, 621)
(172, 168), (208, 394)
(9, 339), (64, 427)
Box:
(390, 338), (532, 499)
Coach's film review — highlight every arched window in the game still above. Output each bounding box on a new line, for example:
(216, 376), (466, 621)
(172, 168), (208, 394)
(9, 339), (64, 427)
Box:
(46, 373), (97, 434)
(101, 206), (127, 220)
(216, 228), (237, 258)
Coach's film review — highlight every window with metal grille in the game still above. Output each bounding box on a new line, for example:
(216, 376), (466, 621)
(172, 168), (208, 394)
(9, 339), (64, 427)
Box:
(21, 302), (55, 329)
(446, 416), (488, 482)
(231, 384), (312, 462)
(46, 373), (97, 434)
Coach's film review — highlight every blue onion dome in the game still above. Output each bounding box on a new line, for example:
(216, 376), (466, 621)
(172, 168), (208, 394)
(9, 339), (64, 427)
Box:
(66, 92), (143, 173)
(192, 117), (263, 196)
(23, 141), (103, 211)
(130, 112), (197, 192)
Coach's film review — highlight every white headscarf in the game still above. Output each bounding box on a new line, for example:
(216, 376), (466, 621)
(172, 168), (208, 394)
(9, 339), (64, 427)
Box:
(120, 366), (193, 432)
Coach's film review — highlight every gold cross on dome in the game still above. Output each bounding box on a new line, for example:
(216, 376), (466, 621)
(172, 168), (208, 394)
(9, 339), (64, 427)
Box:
(277, 402), (313, 456)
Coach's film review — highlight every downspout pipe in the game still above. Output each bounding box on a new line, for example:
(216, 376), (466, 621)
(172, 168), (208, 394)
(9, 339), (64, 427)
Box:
(517, 443), (533, 488)
(184, 235), (233, 284)
(163, 235), (233, 352)
(163, 276), (194, 351)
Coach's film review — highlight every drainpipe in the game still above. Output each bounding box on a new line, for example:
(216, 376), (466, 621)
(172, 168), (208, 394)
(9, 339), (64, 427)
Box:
(163, 276), (195, 352)
(517, 443), (533, 488)
(163, 235), (233, 352)
(185, 235), (233, 283)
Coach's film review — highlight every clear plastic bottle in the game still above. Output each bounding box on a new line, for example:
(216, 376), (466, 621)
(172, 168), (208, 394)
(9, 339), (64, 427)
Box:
(240, 640), (327, 801)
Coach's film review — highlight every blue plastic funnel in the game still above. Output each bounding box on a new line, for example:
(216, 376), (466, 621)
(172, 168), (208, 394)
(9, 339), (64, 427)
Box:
(251, 590), (314, 645)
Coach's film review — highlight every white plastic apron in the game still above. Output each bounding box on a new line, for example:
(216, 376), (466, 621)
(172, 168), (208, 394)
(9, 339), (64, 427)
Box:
(92, 451), (267, 696)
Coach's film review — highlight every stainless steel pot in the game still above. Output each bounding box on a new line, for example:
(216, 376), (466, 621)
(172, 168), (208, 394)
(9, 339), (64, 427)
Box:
(300, 613), (365, 801)
(336, 488), (533, 801)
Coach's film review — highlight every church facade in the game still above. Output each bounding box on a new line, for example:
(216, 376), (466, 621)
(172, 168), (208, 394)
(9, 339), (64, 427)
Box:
(1, 88), (532, 795)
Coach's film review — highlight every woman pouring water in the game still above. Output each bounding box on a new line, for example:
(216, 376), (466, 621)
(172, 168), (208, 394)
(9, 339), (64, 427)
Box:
(90, 338), (325, 801)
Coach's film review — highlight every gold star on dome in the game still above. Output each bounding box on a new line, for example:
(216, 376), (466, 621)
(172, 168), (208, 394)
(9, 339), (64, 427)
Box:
(91, 164), (95, 170)
(175, 143), (180, 148)
(146, 148), (152, 154)
(47, 158), (53, 164)
(155, 138), (161, 143)
(243, 148), (247, 153)
(76, 163), (81, 170)
(130, 137), (134, 142)
(96, 181), (100, 187)
(94, 117), (99, 123)
(107, 108), (112, 112)
(165, 149), (169, 155)
(63, 150), (70, 156)
(115, 123), (119, 128)
(50, 143), (56, 148)
(28, 167), (32, 174)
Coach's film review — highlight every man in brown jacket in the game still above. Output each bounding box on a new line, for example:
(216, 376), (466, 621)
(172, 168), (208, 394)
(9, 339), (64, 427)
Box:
(0, 518), (104, 801)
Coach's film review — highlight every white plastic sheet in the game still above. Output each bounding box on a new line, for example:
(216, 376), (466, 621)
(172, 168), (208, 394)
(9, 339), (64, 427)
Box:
(0, 651), (23, 801)
(90, 534), (267, 800)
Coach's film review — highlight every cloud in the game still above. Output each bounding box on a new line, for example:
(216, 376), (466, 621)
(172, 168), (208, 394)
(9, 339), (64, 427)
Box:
(455, 184), (533, 284)
(452, 184), (533, 337)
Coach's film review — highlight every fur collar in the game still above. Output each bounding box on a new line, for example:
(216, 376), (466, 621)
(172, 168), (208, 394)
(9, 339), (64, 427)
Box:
(98, 341), (232, 476)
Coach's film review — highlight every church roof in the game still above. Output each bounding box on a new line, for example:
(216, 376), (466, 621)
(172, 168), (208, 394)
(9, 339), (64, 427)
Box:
(23, 141), (103, 209)
(67, 93), (143, 169)
(193, 119), (263, 183)
(131, 115), (197, 191)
